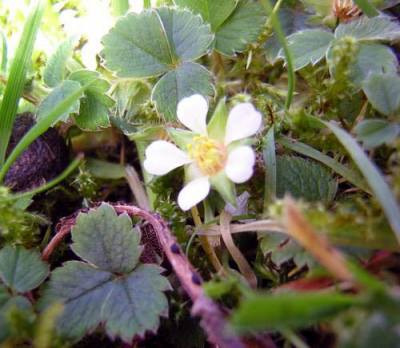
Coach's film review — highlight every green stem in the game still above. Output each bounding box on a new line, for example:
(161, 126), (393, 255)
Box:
(260, 0), (295, 111)
(191, 206), (224, 274)
(110, 0), (129, 17)
(1, 155), (83, 201)
(143, 0), (151, 9)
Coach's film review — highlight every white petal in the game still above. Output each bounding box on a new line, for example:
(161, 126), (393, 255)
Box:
(177, 177), (210, 211)
(224, 103), (262, 145)
(143, 140), (191, 176)
(177, 94), (208, 135)
(225, 146), (256, 183)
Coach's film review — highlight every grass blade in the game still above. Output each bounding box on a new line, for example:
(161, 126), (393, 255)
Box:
(324, 121), (400, 244)
(0, 0), (45, 165)
(263, 126), (277, 213)
(0, 81), (93, 182)
(278, 136), (370, 193)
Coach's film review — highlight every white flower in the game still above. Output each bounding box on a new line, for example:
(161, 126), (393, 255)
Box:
(144, 95), (262, 211)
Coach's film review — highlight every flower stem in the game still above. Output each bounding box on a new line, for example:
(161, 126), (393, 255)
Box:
(191, 206), (224, 274)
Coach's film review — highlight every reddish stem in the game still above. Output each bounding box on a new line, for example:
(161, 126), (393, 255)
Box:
(42, 203), (267, 348)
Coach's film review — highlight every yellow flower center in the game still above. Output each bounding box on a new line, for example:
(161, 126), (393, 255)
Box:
(187, 136), (226, 176)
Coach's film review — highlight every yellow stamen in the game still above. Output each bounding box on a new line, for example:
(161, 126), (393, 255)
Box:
(187, 136), (226, 175)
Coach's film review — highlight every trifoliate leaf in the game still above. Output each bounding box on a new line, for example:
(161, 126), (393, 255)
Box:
(69, 70), (114, 130)
(151, 62), (214, 121)
(355, 119), (400, 149)
(0, 246), (49, 293)
(214, 0), (266, 56)
(281, 29), (334, 71)
(71, 203), (142, 273)
(362, 73), (400, 116)
(101, 8), (213, 78)
(43, 36), (76, 88)
(335, 15), (400, 42)
(41, 203), (170, 343)
(276, 156), (337, 203)
(349, 43), (398, 87)
(174, 0), (238, 31)
(36, 80), (81, 124)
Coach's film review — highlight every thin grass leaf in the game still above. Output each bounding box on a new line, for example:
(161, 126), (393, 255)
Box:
(0, 81), (93, 182)
(278, 136), (370, 193)
(263, 126), (277, 213)
(0, 30), (7, 74)
(0, 0), (45, 166)
(353, 0), (379, 17)
(323, 121), (400, 245)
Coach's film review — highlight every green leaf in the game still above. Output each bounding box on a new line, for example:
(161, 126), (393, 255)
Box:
(43, 36), (76, 88)
(276, 155), (338, 203)
(174, 0), (238, 31)
(278, 136), (370, 193)
(86, 158), (126, 179)
(335, 15), (400, 42)
(264, 8), (309, 63)
(0, 0), (45, 165)
(151, 62), (214, 120)
(282, 29), (334, 71)
(231, 292), (360, 332)
(102, 8), (213, 78)
(362, 73), (400, 116)
(112, 80), (150, 119)
(0, 246), (49, 293)
(37, 80), (81, 123)
(323, 121), (400, 244)
(215, 0), (266, 56)
(299, 0), (332, 17)
(69, 70), (114, 130)
(71, 203), (142, 273)
(355, 119), (400, 148)
(0, 286), (32, 341)
(350, 43), (398, 87)
(40, 204), (170, 342)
